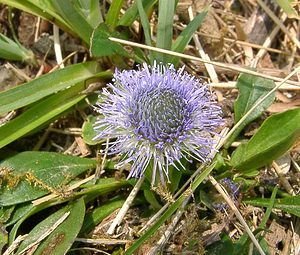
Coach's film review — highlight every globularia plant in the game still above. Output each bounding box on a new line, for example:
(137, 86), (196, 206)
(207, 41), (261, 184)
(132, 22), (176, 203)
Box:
(94, 63), (222, 184)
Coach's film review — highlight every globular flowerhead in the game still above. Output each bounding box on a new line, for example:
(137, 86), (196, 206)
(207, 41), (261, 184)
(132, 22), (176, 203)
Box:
(94, 63), (223, 185)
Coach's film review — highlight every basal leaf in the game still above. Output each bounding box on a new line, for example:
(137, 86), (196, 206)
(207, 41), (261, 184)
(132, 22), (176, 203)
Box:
(0, 61), (100, 115)
(16, 198), (85, 255)
(0, 152), (96, 206)
(230, 108), (300, 171)
(0, 83), (85, 149)
(225, 73), (276, 147)
(244, 194), (300, 217)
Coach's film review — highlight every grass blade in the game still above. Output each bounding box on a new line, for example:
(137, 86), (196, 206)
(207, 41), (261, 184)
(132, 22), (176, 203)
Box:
(0, 61), (103, 115)
(0, 83), (85, 149)
(170, 6), (209, 65)
(155, 0), (175, 63)
(106, 0), (125, 28)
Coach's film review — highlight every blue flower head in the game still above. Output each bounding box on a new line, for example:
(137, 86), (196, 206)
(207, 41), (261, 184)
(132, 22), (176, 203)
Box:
(94, 63), (223, 185)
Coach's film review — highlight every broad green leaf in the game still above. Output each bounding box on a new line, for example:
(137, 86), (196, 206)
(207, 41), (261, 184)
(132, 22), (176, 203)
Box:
(276, 0), (299, 19)
(16, 198), (85, 255)
(244, 194), (300, 217)
(225, 73), (276, 147)
(118, 0), (157, 26)
(170, 7), (209, 66)
(82, 115), (101, 145)
(0, 151), (96, 206)
(106, 0), (125, 28)
(0, 83), (85, 149)
(231, 108), (300, 171)
(50, 0), (93, 44)
(76, 0), (103, 27)
(0, 61), (101, 115)
(90, 23), (130, 57)
(8, 178), (127, 244)
(0, 33), (34, 62)
(81, 199), (125, 233)
(124, 162), (216, 254)
(155, 0), (175, 63)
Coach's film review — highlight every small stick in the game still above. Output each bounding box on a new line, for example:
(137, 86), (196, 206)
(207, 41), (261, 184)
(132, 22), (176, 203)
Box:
(210, 81), (300, 90)
(107, 176), (145, 235)
(218, 65), (300, 149)
(188, 7), (219, 83)
(3, 234), (28, 255)
(272, 161), (295, 196)
(257, 0), (300, 50)
(75, 238), (130, 245)
(208, 176), (265, 255)
(147, 196), (191, 255)
(108, 37), (300, 86)
(18, 212), (70, 255)
(32, 175), (95, 205)
(53, 25), (64, 69)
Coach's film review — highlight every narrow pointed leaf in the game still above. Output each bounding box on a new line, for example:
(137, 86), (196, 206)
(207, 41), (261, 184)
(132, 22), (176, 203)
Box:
(16, 198), (85, 255)
(0, 61), (100, 115)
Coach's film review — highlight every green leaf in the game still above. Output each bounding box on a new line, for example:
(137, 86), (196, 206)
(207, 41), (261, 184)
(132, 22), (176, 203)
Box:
(231, 108), (300, 171)
(137, 0), (153, 48)
(244, 194), (300, 217)
(206, 234), (234, 255)
(90, 23), (129, 57)
(75, 0), (103, 27)
(106, 0), (125, 28)
(0, 152), (96, 206)
(50, 0), (93, 44)
(82, 115), (101, 145)
(0, 61), (101, 115)
(225, 73), (276, 147)
(0, 0), (71, 32)
(118, 0), (157, 27)
(8, 178), (127, 244)
(81, 199), (125, 233)
(0, 83), (85, 149)
(16, 198), (85, 255)
(4, 203), (32, 227)
(0, 33), (34, 62)
(170, 6), (208, 65)
(155, 0), (175, 63)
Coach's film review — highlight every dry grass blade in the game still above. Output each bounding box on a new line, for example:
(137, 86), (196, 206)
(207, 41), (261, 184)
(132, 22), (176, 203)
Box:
(108, 37), (300, 86)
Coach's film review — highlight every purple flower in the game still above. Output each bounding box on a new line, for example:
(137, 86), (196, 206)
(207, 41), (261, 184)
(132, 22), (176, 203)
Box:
(94, 63), (223, 185)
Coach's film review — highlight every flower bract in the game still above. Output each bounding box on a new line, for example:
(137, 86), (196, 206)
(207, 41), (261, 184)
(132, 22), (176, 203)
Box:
(94, 63), (223, 184)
